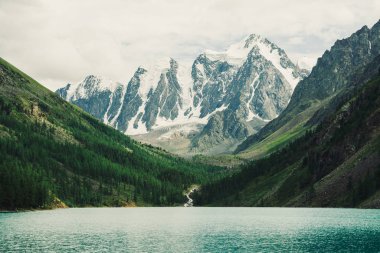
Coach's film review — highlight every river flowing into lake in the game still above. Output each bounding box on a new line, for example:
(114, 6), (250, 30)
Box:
(1, 208), (380, 252)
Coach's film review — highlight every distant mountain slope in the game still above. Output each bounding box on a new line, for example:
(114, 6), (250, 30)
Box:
(236, 20), (380, 157)
(0, 57), (222, 210)
(194, 64), (380, 208)
(57, 35), (308, 155)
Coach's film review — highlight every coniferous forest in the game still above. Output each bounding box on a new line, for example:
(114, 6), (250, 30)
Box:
(0, 57), (224, 210)
(194, 72), (380, 207)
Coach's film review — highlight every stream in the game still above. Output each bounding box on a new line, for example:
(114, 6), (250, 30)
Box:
(184, 186), (198, 207)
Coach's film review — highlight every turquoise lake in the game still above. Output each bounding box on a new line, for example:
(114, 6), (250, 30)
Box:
(0, 208), (379, 252)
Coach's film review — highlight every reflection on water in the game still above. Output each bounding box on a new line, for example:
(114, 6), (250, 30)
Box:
(1, 208), (379, 252)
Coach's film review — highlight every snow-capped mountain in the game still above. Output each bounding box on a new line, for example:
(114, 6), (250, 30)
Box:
(56, 75), (123, 120)
(57, 34), (309, 155)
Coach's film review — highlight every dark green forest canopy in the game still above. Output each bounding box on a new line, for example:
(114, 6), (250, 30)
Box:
(195, 74), (380, 208)
(0, 57), (225, 210)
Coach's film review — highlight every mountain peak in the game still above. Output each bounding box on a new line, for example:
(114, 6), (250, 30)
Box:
(82, 75), (118, 91)
(82, 74), (103, 85)
(60, 74), (121, 100)
(355, 25), (370, 35)
(243, 34), (264, 47)
(203, 34), (270, 65)
(84, 74), (102, 81)
(371, 19), (380, 33)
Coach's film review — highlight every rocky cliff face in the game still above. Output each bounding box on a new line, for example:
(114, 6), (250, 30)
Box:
(236, 20), (380, 154)
(57, 34), (308, 155)
(290, 22), (380, 107)
(56, 75), (123, 120)
(191, 35), (307, 151)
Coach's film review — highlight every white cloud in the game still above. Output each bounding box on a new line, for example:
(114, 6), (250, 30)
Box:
(287, 37), (304, 45)
(0, 0), (379, 90)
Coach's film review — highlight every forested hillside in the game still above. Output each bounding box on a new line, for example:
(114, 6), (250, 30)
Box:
(194, 68), (380, 208)
(0, 57), (223, 210)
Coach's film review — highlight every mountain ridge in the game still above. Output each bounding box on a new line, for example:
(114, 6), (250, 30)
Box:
(236, 20), (380, 157)
(57, 34), (308, 155)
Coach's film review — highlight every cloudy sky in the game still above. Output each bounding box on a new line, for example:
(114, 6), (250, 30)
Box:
(0, 0), (379, 90)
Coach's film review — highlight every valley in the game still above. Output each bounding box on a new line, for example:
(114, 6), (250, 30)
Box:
(1, 20), (380, 210)
(0, 57), (226, 210)
(2, 2), (380, 252)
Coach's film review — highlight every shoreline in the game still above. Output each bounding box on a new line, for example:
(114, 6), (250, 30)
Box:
(2, 206), (379, 213)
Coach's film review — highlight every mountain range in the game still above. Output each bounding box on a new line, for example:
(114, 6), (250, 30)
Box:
(56, 35), (308, 155)
(1, 20), (379, 210)
(236, 19), (380, 159)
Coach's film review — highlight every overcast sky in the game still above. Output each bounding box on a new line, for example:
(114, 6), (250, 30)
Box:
(0, 0), (379, 90)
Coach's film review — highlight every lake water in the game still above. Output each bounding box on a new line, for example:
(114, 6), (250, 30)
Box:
(0, 208), (379, 252)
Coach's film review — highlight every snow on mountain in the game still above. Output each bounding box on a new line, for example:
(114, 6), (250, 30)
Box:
(64, 75), (121, 101)
(56, 34), (309, 154)
(205, 34), (264, 65)
(138, 58), (171, 100)
(204, 34), (303, 89)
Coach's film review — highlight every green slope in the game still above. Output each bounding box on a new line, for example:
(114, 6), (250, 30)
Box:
(194, 73), (380, 208)
(0, 57), (224, 210)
